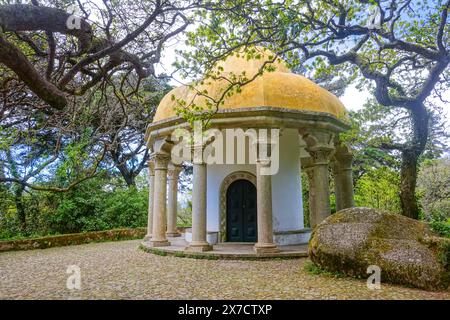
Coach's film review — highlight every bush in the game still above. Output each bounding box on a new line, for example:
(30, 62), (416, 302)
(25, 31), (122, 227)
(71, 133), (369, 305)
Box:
(354, 167), (401, 213)
(430, 219), (450, 238)
(417, 159), (450, 232)
(43, 179), (111, 233)
(0, 177), (149, 239)
(102, 187), (148, 229)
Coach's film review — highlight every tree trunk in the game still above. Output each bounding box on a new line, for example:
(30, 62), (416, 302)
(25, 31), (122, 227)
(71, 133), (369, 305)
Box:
(119, 167), (136, 187)
(110, 149), (136, 188)
(399, 102), (429, 219)
(399, 149), (419, 219)
(14, 185), (26, 234)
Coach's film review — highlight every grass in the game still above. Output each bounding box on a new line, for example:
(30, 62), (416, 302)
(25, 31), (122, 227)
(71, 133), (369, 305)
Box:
(304, 260), (345, 278)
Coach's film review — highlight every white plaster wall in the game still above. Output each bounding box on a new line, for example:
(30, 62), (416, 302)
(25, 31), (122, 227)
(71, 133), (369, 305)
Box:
(206, 163), (255, 232)
(271, 128), (304, 232)
(205, 128), (304, 235)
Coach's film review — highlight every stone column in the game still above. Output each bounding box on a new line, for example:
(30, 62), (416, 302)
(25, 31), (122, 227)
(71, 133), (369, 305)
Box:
(304, 164), (317, 228)
(308, 147), (334, 227)
(186, 145), (212, 252)
(254, 155), (278, 253)
(334, 147), (354, 210)
(144, 160), (155, 241)
(150, 153), (170, 247)
(166, 163), (182, 237)
(331, 160), (343, 212)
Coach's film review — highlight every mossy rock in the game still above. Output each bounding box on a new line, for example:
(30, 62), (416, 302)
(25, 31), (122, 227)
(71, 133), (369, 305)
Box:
(0, 228), (147, 252)
(308, 207), (449, 291)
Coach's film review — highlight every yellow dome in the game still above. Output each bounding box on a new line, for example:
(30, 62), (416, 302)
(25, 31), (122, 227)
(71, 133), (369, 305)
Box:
(153, 47), (346, 122)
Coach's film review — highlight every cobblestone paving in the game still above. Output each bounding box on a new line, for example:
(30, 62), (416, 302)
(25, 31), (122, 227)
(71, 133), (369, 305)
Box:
(0, 240), (448, 300)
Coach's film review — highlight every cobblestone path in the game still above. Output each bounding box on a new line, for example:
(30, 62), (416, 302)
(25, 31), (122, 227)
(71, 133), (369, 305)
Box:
(0, 240), (448, 299)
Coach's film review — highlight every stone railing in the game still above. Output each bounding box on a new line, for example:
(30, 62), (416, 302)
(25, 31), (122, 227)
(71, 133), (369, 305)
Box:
(0, 228), (147, 252)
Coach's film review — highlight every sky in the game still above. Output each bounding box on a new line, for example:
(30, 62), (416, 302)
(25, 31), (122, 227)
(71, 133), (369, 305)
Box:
(155, 45), (450, 119)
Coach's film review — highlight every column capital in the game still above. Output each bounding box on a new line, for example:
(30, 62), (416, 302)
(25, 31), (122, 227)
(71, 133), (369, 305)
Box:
(299, 129), (335, 149)
(190, 143), (206, 165)
(334, 143), (353, 171)
(309, 147), (334, 165)
(150, 152), (170, 170)
(167, 163), (183, 180)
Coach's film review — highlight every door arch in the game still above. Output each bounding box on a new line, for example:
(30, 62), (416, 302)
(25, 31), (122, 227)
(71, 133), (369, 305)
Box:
(219, 171), (256, 242)
(226, 179), (257, 242)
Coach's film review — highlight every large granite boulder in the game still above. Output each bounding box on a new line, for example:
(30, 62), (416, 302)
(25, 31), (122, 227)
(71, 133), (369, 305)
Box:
(309, 207), (450, 291)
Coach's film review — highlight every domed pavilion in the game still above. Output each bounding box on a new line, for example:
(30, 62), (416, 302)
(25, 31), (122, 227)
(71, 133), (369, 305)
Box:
(143, 47), (354, 257)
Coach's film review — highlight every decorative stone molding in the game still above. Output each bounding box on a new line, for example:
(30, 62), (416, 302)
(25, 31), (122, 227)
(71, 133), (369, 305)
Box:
(145, 107), (350, 146)
(219, 171), (256, 242)
(150, 152), (170, 171)
(167, 162), (183, 180)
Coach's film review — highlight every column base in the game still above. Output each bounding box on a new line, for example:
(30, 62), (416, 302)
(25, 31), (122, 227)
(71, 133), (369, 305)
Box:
(185, 241), (213, 252)
(254, 243), (279, 254)
(149, 239), (171, 247)
(166, 231), (181, 237)
(143, 234), (152, 241)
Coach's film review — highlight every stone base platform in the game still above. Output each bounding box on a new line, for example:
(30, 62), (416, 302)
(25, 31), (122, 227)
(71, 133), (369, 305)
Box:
(140, 235), (308, 260)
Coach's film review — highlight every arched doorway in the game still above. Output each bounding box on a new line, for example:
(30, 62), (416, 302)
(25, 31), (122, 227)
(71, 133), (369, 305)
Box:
(226, 179), (257, 242)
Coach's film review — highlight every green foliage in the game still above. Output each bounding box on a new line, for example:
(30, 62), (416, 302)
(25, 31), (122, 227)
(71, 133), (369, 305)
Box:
(102, 187), (148, 229)
(304, 260), (344, 278)
(417, 159), (450, 224)
(43, 179), (108, 233)
(354, 167), (401, 213)
(177, 197), (192, 227)
(0, 177), (149, 239)
(429, 220), (450, 238)
(301, 171), (310, 228)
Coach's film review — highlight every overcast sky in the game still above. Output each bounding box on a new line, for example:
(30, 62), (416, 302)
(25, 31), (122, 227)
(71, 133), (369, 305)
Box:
(155, 44), (450, 121)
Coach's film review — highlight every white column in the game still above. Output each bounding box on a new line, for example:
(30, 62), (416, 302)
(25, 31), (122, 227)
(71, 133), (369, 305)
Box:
(144, 160), (155, 241)
(304, 163), (317, 228)
(301, 130), (335, 227)
(334, 147), (354, 210)
(308, 147), (334, 226)
(149, 153), (170, 247)
(186, 145), (212, 252)
(254, 138), (278, 254)
(166, 163), (182, 237)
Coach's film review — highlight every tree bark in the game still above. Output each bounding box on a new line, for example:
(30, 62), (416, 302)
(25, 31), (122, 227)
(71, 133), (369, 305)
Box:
(110, 149), (137, 188)
(118, 165), (136, 187)
(0, 36), (67, 109)
(400, 149), (420, 219)
(0, 4), (92, 51)
(399, 102), (429, 219)
(14, 185), (26, 234)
